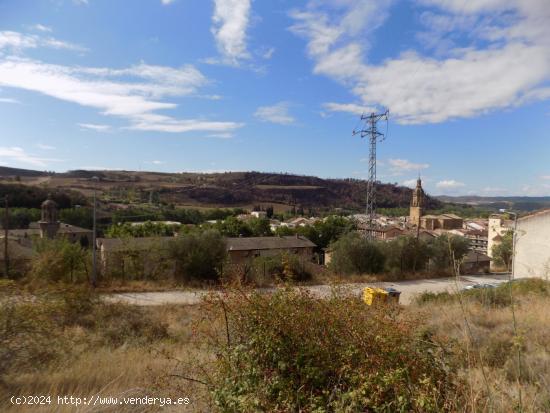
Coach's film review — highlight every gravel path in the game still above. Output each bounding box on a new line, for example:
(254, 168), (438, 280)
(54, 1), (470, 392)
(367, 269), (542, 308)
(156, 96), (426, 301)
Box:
(105, 274), (512, 306)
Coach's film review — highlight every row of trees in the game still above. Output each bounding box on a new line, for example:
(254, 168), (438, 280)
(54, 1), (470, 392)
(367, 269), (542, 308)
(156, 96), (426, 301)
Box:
(24, 231), (228, 284)
(329, 232), (471, 275)
(3, 207), (94, 230)
(103, 216), (356, 252)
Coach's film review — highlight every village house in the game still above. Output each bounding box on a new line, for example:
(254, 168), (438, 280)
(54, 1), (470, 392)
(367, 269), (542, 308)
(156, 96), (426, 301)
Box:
(461, 250), (491, 274)
(96, 234), (317, 277)
(419, 214), (463, 230)
(226, 235), (316, 265)
(362, 226), (404, 241)
(514, 209), (550, 278)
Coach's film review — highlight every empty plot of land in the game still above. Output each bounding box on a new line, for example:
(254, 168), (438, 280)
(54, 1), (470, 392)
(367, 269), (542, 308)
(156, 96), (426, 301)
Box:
(106, 274), (511, 306)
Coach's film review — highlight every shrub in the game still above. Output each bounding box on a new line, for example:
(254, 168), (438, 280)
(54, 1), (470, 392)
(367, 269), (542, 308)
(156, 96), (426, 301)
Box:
(29, 239), (90, 284)
(383, 236), (431, 274)
(207, 289), (462, 412)
(168, 230), (227, 282)
(0, 299), (62, 381)
(428, 234), (470, 271)
(249, 253), (311, 284)
(491, 230), (513, 270)
(329, 232), (385, 274)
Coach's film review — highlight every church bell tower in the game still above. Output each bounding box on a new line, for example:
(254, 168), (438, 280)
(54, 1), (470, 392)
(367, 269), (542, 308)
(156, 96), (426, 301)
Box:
(39, 194), (60, 239)
(409, 178), (424, 228)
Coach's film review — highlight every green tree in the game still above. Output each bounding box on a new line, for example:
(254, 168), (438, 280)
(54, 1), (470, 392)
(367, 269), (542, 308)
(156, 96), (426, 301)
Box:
(274, 226), (295, 236)
(248, 218), (272, 237)
(214, 216), (252, 237)
(313, 215), (355, 249)
(329, 232), (385, 275)
(429, 235), (470, 271)
(2, 208), (40, 229)
(384, 236), (431, 274)
(60, 207), (93, 229)
(167, 230), (227, 282)
(492, 230), (513, 270)
(105, 221), (178, 238)
(30, 239), (89, 283)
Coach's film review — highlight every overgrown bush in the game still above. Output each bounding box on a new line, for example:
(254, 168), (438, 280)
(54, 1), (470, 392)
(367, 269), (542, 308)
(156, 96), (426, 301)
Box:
(28, 239), (90, 284)
(168, 230), (227, 282)
(428, 234), (470, 271)
(383, 236), (431, 274)
(329, 232), (385, 274)
(206, 289), (462, 412)
(249, 253), (311, 283)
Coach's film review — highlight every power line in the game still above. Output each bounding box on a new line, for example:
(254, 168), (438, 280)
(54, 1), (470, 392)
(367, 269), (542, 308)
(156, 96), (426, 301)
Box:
(352, 109), (389, 232)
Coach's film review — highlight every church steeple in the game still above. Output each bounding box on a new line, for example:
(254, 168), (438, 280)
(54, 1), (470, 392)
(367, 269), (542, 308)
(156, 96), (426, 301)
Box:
(411, 177), (424, 208)
(409, 178), (424, 227)
(39, 194), (60, 239)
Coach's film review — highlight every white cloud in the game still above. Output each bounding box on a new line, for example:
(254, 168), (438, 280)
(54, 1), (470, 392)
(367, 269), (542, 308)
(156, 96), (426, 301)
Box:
(73, 0), (89, 5)
(541, 175), (550, 180)
(207, 132), (234, 139)
(161, 0), (176, 4)
(0, 50), (243, 134)
(261, 47), (275, 60)
(0, 146), (60, 167)
(0, 31), (87, 53)
(148, 160), (166, 165)
(211, 0), (251, 65)
(78, 123), (111, 132)
(388, 159), (430, 174)
(28, 24), (52, 33)
(36, 143), (56, 150)
(521, 183), (550, 196)
(322, 102), (377, 115)
(290, 0), (550, 124)
(0, 97), (19, 104)
(436, 179), (466, 189)
(481, 186), (507, 194)
(254, 102), (295, 125)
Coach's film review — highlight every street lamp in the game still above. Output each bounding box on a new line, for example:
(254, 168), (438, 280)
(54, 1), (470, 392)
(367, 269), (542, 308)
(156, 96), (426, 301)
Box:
(91, 176), (99, 287)
(499, 208), (517, 280)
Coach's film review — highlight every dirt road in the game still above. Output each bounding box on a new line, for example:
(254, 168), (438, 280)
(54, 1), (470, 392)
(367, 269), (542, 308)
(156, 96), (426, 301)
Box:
(105, 274), (511, 306)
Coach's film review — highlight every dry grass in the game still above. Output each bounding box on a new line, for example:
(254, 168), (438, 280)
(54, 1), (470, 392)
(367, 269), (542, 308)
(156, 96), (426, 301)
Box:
(3, 281), (550, 412)
(412, 293), (550, 412)
(0, 301), (213, 413)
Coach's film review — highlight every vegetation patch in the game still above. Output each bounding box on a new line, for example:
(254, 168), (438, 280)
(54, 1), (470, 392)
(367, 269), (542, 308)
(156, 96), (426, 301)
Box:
(416, 278), (550, 307)
(204, 289), (462, 412)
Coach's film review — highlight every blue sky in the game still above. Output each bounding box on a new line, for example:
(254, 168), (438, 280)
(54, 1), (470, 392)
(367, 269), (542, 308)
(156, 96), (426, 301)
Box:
(0, 0), (549, 196)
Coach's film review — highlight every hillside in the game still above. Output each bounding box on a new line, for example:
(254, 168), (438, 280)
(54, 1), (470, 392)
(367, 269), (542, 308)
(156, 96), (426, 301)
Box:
(0, 167), (442, 212)
(437, 195), (550, 212)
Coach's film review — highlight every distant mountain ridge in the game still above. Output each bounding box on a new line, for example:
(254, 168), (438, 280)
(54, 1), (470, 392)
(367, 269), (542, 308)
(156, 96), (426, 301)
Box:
(0, 166), (443, 211)
(436, 195), (550, 212)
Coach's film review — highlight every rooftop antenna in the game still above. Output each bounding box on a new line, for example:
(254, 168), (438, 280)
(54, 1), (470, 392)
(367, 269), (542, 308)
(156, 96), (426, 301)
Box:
(352, 109), (389, 231)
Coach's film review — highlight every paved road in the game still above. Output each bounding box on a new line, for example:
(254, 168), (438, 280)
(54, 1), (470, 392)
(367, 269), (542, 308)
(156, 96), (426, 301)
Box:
(105, 274), (512, 306)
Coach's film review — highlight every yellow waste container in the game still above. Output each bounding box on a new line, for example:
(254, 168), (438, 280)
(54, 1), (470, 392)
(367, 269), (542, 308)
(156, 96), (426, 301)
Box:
(363, 287), (388, 306)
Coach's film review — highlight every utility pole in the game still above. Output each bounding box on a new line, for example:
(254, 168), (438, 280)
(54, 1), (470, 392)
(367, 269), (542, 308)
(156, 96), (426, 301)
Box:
(353, 110), (389, 230)
(91, 177), (99, 287)
(3, 196), (8, 278)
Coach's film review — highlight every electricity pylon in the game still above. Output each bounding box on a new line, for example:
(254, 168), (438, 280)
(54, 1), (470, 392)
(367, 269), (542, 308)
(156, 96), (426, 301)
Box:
(352, 110), (389, 229)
